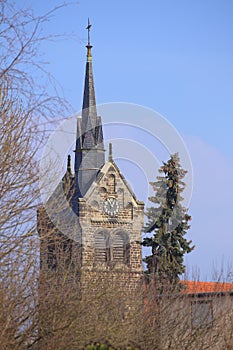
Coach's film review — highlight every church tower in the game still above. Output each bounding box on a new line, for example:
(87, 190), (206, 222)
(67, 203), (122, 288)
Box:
(38, 20), (144, 294)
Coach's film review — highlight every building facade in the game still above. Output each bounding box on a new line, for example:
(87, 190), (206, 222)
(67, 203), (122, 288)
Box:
(37, 22), (144, 296)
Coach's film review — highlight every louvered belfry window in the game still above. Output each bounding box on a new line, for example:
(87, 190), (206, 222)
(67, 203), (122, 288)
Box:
(112, 233), (124, 262)
(94, 230), (130, 266)
(94, 231), (109, 264)
(112, 232), (130, 264)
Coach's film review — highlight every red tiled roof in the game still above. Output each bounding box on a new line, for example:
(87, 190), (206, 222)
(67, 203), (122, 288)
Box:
(181, 280), (233, 294)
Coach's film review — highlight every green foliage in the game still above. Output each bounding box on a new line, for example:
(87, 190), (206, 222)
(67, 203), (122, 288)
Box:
(142, 153), (194, 287)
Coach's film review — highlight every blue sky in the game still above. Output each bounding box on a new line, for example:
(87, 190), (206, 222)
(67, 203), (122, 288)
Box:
(18, 0), (233, 280)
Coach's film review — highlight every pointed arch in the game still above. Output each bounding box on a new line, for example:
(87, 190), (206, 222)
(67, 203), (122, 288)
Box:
(94, 230), (110, 266)
(108, 173), (116, 193)
(90, 200), (99, 209)
(118, 188), (124, 208)
(112, 230), (130, 265)
(126, 202), (134, 220)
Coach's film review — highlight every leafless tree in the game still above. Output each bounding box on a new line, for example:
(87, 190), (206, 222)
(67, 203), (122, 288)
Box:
(36, 269), (233, 350)
(0, 1), (72, 348)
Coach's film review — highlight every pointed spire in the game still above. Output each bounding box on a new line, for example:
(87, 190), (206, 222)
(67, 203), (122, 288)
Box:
(108, 143), (113, 162)
(74, 20), (105, 197)
(81, 18), (97, 136)
(67, 154), (71, 174)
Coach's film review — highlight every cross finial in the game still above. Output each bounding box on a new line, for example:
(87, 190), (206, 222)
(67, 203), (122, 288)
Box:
(86, 18), (92, 60)
(86, 18), (92, 45)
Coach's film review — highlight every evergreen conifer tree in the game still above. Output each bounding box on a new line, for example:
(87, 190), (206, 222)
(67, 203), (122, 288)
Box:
(142, 153), (194, 288)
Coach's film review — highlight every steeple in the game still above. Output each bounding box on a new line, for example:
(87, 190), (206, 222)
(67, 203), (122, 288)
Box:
(81, 18), (97, 136)
(74, 19), (105, 197)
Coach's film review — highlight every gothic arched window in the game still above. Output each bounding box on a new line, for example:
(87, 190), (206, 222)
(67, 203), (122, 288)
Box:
(118, 188), (124, 208)
(112, 231), (130, 265)
(126, 202), (134, 220)
(108, 174), (116, 193)
(94, 231), (110, 265)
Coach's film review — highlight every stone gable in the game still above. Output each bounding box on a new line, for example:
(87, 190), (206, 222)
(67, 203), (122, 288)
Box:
(78, 159), (144, 274)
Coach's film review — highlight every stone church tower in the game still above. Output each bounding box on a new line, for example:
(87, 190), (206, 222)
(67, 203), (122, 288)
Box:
(37, 21), (144, 295)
